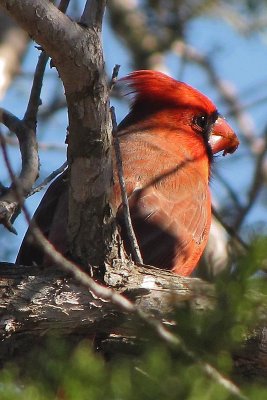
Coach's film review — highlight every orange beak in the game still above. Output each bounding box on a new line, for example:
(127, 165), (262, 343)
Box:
(209, 116), (239, 156)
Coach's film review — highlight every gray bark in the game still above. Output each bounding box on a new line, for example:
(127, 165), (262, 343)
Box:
(0, 0), (118, 267)
(0, 262), (266, 380)
(0, 261), (213, 362)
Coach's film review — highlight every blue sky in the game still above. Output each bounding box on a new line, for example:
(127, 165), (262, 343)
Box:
(1, 12), (267, 261)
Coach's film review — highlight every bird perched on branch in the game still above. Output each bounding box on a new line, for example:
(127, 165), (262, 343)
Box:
(17, 70), (239, 276)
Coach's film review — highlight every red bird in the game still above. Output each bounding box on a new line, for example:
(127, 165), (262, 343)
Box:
(17, 70), (239, 276)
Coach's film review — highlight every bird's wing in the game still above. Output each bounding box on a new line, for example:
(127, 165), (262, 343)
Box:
(115, 134), (210, 274)
(16, 172), (68, 266)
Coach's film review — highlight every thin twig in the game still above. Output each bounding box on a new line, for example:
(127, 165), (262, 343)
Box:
(0, 108), (24, 134)
(110, 64), (121, 90)
(0, 44), (49, 231)
(111, 106), (143, 264)
(110, 65), (143, 264)
(212, 205), (249, 252)
(21, 0), (73, 152)
(0, 130), (20, 233)
(28, 161), (68, 197)
(23, 51), (49, 126)
(0, 109), (39, 232)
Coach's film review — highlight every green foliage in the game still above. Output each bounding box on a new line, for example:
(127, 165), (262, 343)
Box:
(1, 239), (267, 399)
(0, 344), (241, 400)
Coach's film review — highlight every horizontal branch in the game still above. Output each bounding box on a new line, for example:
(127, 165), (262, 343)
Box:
(0, 261), (266, 382)
(0, 260), (209, 368)
(0, 261), (212, 340)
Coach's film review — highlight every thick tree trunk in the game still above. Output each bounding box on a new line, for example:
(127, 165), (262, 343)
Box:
(0, 0), (119, 267)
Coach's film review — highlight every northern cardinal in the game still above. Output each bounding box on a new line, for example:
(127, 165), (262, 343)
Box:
(17, 70), (239, 276)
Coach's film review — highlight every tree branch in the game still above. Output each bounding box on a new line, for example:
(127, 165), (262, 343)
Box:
(0, 44), (51, 231)
(111, 105), (143, 264)
(0, 117), (38, 232)
(80, 0), (106, 29)
(23, 50), (49, 126)
(0, 0), (117, 266)
(28, 161), (68, 197)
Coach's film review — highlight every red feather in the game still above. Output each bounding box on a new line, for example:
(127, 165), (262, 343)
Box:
(120, 70), (216, 114)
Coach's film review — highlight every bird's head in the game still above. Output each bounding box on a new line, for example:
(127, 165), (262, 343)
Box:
(119, 70), (239, 157)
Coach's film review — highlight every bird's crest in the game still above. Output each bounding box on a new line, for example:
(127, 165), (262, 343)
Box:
(119, 70), (216, 114)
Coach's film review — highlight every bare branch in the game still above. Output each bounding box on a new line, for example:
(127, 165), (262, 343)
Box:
(211, 205), (248, 254)
(80, 0), (106, 29)
(111, 105), (143, 264)
(110, 64), (121, 90)
(28, 161), (68, 197)
(0, 0), (71, 233)
(0, 130), (20, 233)
(0, 50), (47, 230)
(109, 64), (142, 263)
(0, 108), (23, 134)
(1, 0), (118, 267)
(0, 112), (38, 232)
(23, 50), (49, 126)
(23, 0), (70, 125)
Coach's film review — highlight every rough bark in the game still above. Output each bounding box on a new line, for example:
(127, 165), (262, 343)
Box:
(0, 262), (266, 380)
(0, 0), (118, 267)
(0, 261), (212, 364)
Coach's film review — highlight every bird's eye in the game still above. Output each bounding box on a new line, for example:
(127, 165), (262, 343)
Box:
(194, 114), (208, 130)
